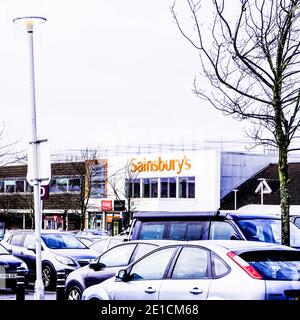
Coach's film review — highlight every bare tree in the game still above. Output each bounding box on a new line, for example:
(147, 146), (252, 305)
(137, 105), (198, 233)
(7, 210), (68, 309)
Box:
(108, 161), (140, 229)
(65, 148), (105, 230)
(171, 0), (300, 246)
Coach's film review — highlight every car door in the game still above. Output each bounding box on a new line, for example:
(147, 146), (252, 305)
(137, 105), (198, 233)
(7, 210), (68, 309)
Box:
(5, 233), (25, 259)
(113, 246), (178, 300)
(159, 246), (212, 300)
(85, 243), (137, 288)
(20, 234), (37, 274)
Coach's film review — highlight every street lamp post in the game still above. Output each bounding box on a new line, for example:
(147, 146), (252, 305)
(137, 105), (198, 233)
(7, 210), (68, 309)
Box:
(233, 189), (239, 211)
(13, 16), (47, 301)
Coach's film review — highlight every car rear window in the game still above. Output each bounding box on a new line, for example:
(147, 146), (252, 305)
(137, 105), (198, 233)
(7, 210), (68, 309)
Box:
(139, 223), (165, 240)
(239, 250), (300, 281)
(138, 221), (205, 240)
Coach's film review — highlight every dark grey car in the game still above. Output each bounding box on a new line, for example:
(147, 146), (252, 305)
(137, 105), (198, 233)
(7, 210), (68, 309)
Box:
(1, 230), (98, 290)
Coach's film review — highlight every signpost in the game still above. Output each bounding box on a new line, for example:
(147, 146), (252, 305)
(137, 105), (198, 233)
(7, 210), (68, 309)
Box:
(255, 178), (272, 205)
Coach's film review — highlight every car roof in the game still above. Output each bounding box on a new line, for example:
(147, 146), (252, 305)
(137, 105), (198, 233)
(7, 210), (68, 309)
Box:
(4, 229), (73, 235)
(132, 211), (281, 220)
(152, 240), (296, 255)
(112, 239), (178, 248)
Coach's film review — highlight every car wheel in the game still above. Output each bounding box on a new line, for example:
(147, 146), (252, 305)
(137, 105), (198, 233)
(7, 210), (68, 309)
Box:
(42, 264), (56, 290)
(67, 285), (83, 301)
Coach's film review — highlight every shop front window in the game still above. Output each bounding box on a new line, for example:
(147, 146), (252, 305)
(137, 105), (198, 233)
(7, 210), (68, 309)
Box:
(179, 177), (195, 198)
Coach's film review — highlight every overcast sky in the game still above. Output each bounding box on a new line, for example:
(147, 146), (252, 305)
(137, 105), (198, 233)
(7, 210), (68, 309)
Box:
(0, 0), (246, 153)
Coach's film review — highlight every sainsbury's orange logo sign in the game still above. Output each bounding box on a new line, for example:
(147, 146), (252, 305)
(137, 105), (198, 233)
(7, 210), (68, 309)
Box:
(130, 155), (191, 174)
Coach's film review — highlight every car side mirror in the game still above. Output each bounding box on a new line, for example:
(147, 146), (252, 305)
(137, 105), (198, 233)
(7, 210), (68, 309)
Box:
(89, 260), (105, 271)
(27, 244), (36, 253)
(116, 269), (128, 282)
(7, 249), (12, 254)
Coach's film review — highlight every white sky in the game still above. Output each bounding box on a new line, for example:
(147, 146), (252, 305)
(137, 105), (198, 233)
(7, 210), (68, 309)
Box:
(0, 0), (246, 153)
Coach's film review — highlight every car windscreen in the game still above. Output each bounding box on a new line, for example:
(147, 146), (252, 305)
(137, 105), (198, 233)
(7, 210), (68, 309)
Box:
(41, 233), (87, 249)
(236, 218), (300, 247)
(0, 243), (9, 254)
(239, 250), (300, 281)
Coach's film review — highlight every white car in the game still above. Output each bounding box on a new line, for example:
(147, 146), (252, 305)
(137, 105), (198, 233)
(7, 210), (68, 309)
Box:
(82, 240), (300, 300)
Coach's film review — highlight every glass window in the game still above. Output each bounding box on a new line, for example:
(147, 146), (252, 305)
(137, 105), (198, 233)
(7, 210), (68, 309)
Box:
(108, 238), (123, 249)
(90, 181), (106, 198)
(172, 247), (209, 279)
(139, 223), (165, 240)
(125, 179), (140, 198)
(168, 223), (204, 241)
(212, 253), (230, 278)
(186, 224), (203, 240)
(125, 180), (132, 198)
(179, 177), (195, 198)
(142, 179), (150, 198)
(133, 179), (141, 198)
(10, 234), (24, 247)
(240, 250), (300, 281)
(0, 181), (4, 193)
(90, 239), (109, 254)
(293, 217), (300, 229)
(100, 244), (136, 267)
(49, 179), (57, 193)
(56, 179), (68, 192)
(160, 178), (168, 198)
(24, 234), (36, 248)
(160, 178), (176, 198)
(169, 178), (176, 198)
(169, 223), (187, 240)
(236, 219), (300, 247)
(134, 243), (158, 261)
(69, 178), (81, 192)
(130, 247), (176, 281)
(0, 244), (8, 254)
(92, 164), (107, 180)
(41, 233), (86, 249)
(150, 178), (158, 198)
(26, 182), (33, 193)
(5, 181), (15, 193)
(16, 180), (25, 193)
(209, 221), (239, 240)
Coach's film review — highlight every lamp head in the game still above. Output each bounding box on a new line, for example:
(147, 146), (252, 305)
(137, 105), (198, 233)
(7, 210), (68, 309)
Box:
(13, 16), (46, 31)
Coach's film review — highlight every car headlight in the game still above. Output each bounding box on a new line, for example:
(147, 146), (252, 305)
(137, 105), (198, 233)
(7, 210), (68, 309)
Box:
(55, 255), (76, 266)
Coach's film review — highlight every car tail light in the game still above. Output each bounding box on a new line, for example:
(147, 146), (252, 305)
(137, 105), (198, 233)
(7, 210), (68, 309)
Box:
(227, 251), (263, 280)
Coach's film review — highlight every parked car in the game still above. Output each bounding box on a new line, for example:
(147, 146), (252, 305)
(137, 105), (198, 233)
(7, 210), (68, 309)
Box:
(290, 215), (300, 230)
(1, 230), (98, 290)
(127, 211), (300, 248)
(76, 229), (111, 240)
(0, 243), (28, 290)
(65, 240), (172, 300)
(75, 237), (95, 246)
(88, 236), (125, 255)
(82, 240), (300, 300)
(0, 222), (5, 241)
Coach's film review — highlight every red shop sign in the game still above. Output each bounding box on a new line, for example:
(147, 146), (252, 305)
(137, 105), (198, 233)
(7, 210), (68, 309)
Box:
(101, 200), (113, 211)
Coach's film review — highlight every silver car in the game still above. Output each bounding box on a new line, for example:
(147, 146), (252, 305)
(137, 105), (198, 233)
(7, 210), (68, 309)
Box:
(82, 240), (300, 300)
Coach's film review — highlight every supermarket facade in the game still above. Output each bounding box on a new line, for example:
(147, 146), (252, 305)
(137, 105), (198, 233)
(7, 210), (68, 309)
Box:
(0, 149), (281, 234)
(87, 150), (277, 233)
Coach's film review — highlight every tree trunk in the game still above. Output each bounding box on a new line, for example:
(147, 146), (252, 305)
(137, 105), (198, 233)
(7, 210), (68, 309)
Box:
(278, 147), (290, 246)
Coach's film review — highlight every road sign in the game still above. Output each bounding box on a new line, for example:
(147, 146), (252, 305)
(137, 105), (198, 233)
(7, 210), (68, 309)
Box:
(255, 179), (272, 194)
(27, 139), (51, 186)
(40, 185), (49, 200)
